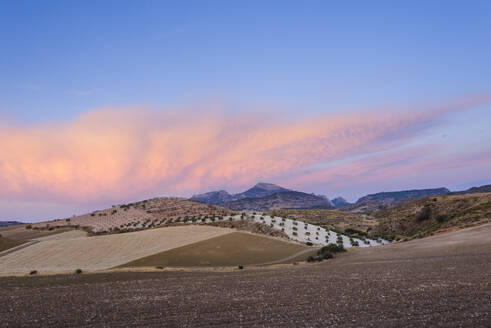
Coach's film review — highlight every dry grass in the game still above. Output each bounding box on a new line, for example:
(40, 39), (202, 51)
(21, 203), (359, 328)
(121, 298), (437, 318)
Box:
(0, 225), (234, 275)
(121, 232), (308, 267)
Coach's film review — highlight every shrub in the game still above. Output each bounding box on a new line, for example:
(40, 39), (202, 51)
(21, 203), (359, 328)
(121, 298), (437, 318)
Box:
(306, 242), (313, 246)
(416, 205), (432, 221)
(29, 270), (37, 275)
(319, 243), (345, 254)
(75, 269), (82, 274)
(156, 266), (164, 270)
(320, 252), (333, 260)
(25, 224), (32, 229)
(307, 256), (315, 262)
(435, 214), (449, 223)
(238, 265), (244, 270)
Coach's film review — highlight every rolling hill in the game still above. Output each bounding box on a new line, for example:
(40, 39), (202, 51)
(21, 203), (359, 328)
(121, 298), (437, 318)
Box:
(371, 193), (491, 238)
(339, 187), (450, 213)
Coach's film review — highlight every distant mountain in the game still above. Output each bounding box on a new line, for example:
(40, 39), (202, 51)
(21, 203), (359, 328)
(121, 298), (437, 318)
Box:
(189, 190), (234, 205)
(339, 188), (450, 214)
(190, 182), (290, 205)
(223, 191), (334, 211)
(190, 183), (334, 210)
(448, 184), (491, 195)
(331, 197), (351, 207)
(356, 188), (450, 204)
(0, 220), (25, 227)
(236, 183), (290, 199)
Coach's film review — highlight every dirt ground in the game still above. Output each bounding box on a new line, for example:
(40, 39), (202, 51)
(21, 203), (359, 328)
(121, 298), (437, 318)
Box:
(121, 232), (307, 267)
(0, 225), (233, 275)
(0, 237), (25, 252)
(0, 224), (489, 327)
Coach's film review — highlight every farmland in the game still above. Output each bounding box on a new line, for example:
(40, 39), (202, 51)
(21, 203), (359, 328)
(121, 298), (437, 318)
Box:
(16, 197), (233, 233)
(121, 231), (308, 267)
(0, 223), (489, 327)
(0, 225), (233, 275)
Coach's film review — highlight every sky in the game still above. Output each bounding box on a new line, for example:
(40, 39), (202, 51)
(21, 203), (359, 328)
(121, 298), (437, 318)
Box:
(1, 1), (490, 221)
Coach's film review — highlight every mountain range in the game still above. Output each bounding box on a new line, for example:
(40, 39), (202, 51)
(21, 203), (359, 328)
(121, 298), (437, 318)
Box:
(191, 183), (334, 210)
(191, 183), (491, 213)
(0, 221), (25, 227)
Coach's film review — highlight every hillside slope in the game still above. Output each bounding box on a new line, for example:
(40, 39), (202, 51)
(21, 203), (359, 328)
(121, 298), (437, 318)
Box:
(13, 198), (232, 234)
(372, 193), (491, 238)
(340, 187), (450, 213)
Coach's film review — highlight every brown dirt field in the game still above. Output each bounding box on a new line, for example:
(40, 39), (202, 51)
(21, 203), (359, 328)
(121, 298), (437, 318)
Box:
(0, 226), (78, 241)
(0, 225), (234, 275)
(0, 237), (26, 252)
(121, 232), (308, 267)
(0, 223), (489, 327)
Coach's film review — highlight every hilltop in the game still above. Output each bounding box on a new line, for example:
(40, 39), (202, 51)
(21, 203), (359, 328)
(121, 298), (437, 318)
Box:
(340, 187), (450, 213)
(371, 193), (491, 239)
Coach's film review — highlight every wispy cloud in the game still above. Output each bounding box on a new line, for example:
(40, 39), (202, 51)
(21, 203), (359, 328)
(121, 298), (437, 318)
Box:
(0, 94), (490, 206)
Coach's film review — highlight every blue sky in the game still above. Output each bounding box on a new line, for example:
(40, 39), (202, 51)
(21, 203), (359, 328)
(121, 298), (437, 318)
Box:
(0, 1), (490, 220)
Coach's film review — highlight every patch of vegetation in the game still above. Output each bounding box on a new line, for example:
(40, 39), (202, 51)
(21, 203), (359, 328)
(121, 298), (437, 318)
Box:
(306, 242), (313, 246)
(416, 205), (432, 222)
(75, 269), (82, 274)
(238, 265), (244, 270)
(29, 270), (37, 275)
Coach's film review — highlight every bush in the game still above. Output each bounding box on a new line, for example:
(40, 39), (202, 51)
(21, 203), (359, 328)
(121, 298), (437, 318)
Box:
(435, 214), (449, 223)
(29, 270), (37, 275)
(306, 242), (313, 246)
(319, 243), (345, 254)
(156, 266), (164, 270)
(416, 205), (432, 221)
(307, 256), (315, 262)
(75, 269), (82, 274)
(238, 265), (244, 270)
(25, 224), (32, 229)
(320, 252), (333, 260)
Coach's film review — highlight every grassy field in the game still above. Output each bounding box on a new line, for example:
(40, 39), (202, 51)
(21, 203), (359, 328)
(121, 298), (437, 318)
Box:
(0, 237), (26, 252)
(0, 225), (234, 275)
(121, 232), (308, 267)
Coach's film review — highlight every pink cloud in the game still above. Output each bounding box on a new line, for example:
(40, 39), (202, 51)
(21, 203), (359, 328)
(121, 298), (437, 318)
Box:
(0, 95), (489, 205)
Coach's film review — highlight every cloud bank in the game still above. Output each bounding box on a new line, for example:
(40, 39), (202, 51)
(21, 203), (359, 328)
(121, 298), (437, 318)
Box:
(0, 95), (490, 209)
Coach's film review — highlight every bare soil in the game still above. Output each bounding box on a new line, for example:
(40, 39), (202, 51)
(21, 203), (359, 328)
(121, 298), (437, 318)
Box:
(120, 232), (307, 267)
(0, 237), (25, 252)
(0, 224), (489, 327)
